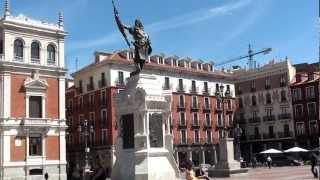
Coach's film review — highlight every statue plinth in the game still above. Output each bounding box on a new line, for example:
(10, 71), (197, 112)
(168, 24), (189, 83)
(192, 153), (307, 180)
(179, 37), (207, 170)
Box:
(208, 138), (248, 177)
(111, 74), (179, 180)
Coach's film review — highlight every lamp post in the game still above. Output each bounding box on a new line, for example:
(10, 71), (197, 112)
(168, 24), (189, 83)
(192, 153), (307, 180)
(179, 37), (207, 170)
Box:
(215, 84), (231, 138)
(78, 119), (94, 175)
(234, 123), (242, 161)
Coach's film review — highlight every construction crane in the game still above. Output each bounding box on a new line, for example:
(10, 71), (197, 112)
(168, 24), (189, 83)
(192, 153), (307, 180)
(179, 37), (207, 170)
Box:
(216, 44), (272, 70)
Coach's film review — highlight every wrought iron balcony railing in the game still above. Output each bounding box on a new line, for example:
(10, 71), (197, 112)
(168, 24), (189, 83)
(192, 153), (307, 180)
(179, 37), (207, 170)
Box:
(248, 117), (261, 123)
(263, 115), (276, 122)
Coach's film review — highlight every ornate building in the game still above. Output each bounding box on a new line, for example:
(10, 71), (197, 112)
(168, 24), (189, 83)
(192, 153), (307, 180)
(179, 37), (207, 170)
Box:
(66, 50), (236, 174)
(0, 1), (67, 179)
(234, 60), (296, 161)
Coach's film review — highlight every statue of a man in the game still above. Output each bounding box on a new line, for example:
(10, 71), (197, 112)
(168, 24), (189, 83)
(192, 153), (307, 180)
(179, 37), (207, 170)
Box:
(122, 19), (152, 76)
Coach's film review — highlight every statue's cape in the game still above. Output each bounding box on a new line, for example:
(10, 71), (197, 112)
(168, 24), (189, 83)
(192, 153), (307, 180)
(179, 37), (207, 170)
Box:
(112, 0), (131, 48)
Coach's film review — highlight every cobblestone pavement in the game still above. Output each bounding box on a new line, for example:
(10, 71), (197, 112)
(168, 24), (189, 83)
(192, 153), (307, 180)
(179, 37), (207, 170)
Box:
(213, 165), (315, 180)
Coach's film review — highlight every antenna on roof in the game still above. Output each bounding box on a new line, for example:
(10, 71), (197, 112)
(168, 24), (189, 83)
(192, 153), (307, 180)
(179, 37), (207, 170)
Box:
(75, 58), (79, 72)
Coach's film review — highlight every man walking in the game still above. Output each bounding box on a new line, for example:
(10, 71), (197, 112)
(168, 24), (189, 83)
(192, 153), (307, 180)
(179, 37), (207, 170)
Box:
(267, 155), (272, 169)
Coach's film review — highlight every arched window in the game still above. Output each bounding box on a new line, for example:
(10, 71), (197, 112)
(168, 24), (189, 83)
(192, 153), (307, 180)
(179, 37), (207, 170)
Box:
(31, 42), (40, 63)
(47, 44), (56, 65)
(14, 39), (24, 61)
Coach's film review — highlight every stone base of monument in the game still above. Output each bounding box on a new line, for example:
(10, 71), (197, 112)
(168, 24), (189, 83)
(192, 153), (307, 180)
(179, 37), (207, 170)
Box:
(111, 74), (179, 180)
(208, 138), (248, 178)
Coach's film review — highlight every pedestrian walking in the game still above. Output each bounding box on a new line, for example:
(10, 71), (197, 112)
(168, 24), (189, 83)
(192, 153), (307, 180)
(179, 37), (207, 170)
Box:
(267, 155), (272, 169)
(252, 156), (257, 168)
(311, 153), (318, 178)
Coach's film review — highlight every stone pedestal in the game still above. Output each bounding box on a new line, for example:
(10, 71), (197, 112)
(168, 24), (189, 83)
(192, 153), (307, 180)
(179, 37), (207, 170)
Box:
(208, 138), (248, 177)
(111, 74), (179, 180)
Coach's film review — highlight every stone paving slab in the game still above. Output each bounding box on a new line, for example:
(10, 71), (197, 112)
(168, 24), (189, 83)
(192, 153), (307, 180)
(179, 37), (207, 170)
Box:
(107, 165), (315, 179)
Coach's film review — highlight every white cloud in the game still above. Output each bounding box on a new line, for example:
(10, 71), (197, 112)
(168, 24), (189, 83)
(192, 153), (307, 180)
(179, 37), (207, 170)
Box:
(68, 0), (253, 51)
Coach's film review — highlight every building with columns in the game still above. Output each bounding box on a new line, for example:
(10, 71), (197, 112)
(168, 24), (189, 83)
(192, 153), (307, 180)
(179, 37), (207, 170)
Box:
(0, 1), (68, 179)
(66, 50), (236, 174)
(234, 60), (296, 161)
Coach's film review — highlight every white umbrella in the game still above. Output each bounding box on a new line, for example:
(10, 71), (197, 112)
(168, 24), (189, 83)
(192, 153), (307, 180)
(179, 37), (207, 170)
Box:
(260, 148), (283, 154)
(284, 147), (308, 153)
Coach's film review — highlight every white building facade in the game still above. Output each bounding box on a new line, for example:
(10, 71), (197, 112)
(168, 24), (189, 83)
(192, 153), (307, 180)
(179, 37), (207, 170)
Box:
(0, 1), (67, 179)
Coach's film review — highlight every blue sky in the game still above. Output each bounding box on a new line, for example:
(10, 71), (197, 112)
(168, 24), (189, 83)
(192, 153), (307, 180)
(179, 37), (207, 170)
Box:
(7, 0), (319, 73)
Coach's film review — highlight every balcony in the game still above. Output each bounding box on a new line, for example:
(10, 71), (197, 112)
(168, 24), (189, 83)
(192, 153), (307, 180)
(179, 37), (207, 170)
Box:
(278, 132), (293, 138)
(204, 120), (212, 128)
(190, 87), (199, 94)
(226, 106), (233, 113)
(265, 85), (271, 90)
(98, 79), (106, 88)
(248, 134), (261, 140)
(177, 103), (186, 111)
(115, 79), (125, 88)
(191, 120), (200, 128)
(216, 120), (224, 128)
(178, 138), (188, 145)
(215, 105), (223, 112)
(203, 104), (212, 112)
(306, 95), (316, 100)
(190, 102), (200, 111)
(162, 83), (172, 90)
(87, 84), (94, 91)
(278, 113), (291, 120)
(193, 138), (201, 145)
(31, 58), (40, 64)
(178, 120), (187, 128)
(47, 59), (55, 65)
(248, 117), (261, 123)
(263, 133), (276, 139)
(280, 98), (287, 103)
(263, 115), (276, 122)
(204, 137), (213, 145)
(14, 56), (24, 62)
(77, 87), (83, 94)
(308, 113), (318, 120)
(176, 85), (186, 93)
(202, 88), (211, 95)
(280, 82), (286, 87)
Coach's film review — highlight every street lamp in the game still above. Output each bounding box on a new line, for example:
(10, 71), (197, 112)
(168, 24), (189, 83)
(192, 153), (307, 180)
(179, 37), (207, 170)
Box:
(234, 123), (242, 161)
(78, 119), (94, 174)
(215, 84), (231, 138)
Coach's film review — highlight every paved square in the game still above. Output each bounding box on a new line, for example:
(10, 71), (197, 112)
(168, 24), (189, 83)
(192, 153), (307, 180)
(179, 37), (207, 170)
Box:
(214, 165), (315, 180)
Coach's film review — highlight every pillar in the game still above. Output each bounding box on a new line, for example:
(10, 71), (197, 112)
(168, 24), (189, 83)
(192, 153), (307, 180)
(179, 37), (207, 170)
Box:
(202, 150), (206, 164)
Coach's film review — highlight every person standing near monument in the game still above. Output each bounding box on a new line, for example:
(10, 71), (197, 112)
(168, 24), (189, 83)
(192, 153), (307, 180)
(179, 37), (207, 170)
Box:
(185, 160), (209, 180)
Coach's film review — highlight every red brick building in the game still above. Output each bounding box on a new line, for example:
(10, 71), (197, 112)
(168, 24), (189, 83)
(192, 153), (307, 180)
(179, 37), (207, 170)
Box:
(66, 50), (236, 172)
(290, 64), (319, 149)
(0, 2), (67, 179)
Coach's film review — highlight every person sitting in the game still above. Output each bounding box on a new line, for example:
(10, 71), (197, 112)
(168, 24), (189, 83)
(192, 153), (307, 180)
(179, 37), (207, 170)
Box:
(185, 160), (209, 180)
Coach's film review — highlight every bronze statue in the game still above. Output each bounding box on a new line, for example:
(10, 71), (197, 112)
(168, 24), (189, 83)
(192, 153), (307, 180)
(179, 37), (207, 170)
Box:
(112, 0), (152, 76)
